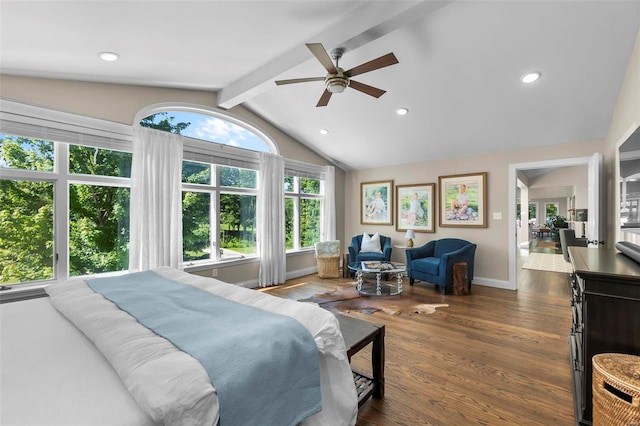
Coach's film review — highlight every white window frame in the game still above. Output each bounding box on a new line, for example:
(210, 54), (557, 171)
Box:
(284, 159), (326, 252)
(1, 100), (331, 288)
(1, 99), (133, 287)
(181, 163), (260, 267)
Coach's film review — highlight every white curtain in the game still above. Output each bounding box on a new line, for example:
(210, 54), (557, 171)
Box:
(257, 152), (286, 286)
(321, 165), (336, 241)
(129, 126), (184, 272)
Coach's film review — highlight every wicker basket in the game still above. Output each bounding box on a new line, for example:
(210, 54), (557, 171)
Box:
(592, 353), (640, 426)
(317, 255), (341, 278)
(315, 241), (341, 278)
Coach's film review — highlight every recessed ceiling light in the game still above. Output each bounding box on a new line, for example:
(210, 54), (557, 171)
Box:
(98, 51), (120, 62)
(396, 108), (409, 116)
(319, 129), (329, 135)
(521, 72), (541, 83)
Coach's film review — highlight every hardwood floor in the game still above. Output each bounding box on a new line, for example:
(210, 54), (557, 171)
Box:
(262, 264), (574, 425)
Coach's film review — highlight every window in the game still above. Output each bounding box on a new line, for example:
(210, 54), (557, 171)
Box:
(285, 176), (322, 250)
(545, 202), (559, 223)
(140, 110), (273, 153)
(528, 202), (538, 225)
(1, 134), (132, 286)
(140, 106), (327, 263)
(0, 136), (56, 284)
(1, 100), (329, 286)
(181, 161), (258, 264)
(139, 108), (268, 265)
(0, 178), (54, 284)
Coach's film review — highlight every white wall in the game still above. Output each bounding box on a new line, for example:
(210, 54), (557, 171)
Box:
(345, 138), (604, 287)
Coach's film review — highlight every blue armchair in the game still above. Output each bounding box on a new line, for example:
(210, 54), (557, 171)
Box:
(348, 233), (392, 269)
(405, 238), (476, 295)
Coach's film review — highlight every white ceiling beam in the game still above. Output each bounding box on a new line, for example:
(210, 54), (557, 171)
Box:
(217, 1), (453, 109)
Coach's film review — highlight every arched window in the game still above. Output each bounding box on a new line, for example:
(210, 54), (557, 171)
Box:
(135, 103), (276, 154)
(136, 104), (280, 266)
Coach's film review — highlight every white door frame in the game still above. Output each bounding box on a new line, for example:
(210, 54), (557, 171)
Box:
(508, 156), (598, 290)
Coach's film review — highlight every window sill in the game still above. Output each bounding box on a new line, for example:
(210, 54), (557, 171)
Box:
(0, 284), (50, 304)
(183, 249), (314, 273)
(183, 255), (259, 273)
(287, 248), (315, 256)
(1, 250), (317, 302)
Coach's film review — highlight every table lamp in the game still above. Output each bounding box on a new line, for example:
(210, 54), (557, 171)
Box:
(405, 229), (415, 247)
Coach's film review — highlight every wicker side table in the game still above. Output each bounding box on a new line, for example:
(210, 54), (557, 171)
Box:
(592, 353), (640, 425)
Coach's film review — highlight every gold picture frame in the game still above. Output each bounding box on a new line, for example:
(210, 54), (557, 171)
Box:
(438, 172), (487, 228)
(395, 183), (435, 232)
(361, 180), (394, 225)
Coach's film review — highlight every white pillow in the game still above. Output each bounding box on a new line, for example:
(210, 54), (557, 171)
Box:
(360, 232), (382, 253)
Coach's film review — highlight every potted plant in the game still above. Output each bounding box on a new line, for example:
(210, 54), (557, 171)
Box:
(546, 215), (568, 229)
(546, 215), (568, 244)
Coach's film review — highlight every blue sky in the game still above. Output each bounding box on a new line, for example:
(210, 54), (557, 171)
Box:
(170, 111), (270, 153)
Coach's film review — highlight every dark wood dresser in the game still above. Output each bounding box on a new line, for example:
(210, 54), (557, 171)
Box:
(568, 247), (640, 425)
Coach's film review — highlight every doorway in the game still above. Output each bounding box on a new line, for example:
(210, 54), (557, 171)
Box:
(508, 155), (602, 290)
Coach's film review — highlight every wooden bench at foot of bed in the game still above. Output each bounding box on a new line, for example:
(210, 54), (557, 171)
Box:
(335, 313), (385, 407)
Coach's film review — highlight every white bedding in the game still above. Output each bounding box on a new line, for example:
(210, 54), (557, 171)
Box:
(0, 267), (358, 426)
(0, 297), (160, 426)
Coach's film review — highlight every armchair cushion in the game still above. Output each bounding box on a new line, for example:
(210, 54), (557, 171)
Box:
(412, 257), (441, 275)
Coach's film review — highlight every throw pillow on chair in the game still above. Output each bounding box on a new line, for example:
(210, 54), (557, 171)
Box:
(360, 232), (382, 253)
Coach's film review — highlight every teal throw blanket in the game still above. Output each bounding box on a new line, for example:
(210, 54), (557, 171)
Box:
(86, 271), (321, 426)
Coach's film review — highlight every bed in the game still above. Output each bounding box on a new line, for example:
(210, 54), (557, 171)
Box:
(0, 267), (358, 426)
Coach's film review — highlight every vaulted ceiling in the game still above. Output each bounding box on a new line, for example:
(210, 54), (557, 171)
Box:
(1, 1), (639, 170)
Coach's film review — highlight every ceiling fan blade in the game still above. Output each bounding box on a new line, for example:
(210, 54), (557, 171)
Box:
(306, 43), (337, 74)
(345, 52), (399, 78)
(316, 90), (332, 107)
(275, 77), (324, 85)
(348, 80), (386, 98)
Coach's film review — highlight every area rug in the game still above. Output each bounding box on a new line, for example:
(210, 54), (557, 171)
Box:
(529, 240), (561, 254)
(522, 252), (572, 273)
(536, 241), (558, 249)
(298, 284), (449, 316)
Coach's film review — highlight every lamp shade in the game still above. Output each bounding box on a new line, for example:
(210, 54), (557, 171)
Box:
(405, 229), (415, 240)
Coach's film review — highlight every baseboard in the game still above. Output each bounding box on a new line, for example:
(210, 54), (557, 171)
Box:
(472, 277), (515, 291)
(240, 266), (318, 289)
(234, 279), (259, 288)
(287, 266), (318, 281)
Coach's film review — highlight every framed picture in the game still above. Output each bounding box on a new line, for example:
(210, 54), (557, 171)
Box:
(361, 180), (394, 225)
(395, 183), (435, 232)
(438, 172), (487, 228)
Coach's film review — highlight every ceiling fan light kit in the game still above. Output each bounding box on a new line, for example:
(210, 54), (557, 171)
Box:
(325, 72), (349, 93)
(274, 43), (398, 107)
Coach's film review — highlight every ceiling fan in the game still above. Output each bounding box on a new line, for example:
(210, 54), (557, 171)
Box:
(275, 43), (399, 107)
